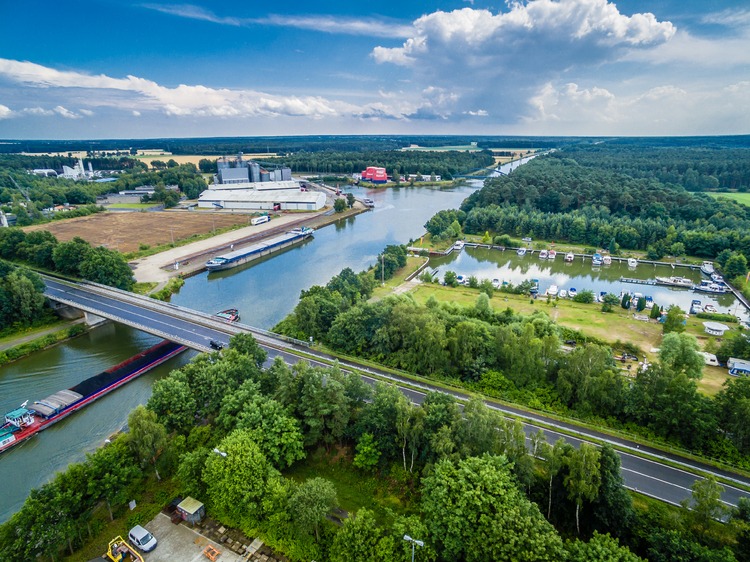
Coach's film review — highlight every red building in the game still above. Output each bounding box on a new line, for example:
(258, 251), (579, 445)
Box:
(361, 166), (388, 183)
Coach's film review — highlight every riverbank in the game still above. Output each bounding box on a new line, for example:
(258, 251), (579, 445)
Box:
(0, 322), (89, 366)
(0, 318), (85, 353)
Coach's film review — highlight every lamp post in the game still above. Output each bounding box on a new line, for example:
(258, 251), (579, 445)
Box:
(403, 535), (423, 562)
(169, 228), (178, 247)
(212, 448), (227, 458)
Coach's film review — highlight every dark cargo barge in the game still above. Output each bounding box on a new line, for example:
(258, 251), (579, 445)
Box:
(0, 340), (186, 454)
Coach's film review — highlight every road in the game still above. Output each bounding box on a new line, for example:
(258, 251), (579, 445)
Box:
(43, 278), (750, 510)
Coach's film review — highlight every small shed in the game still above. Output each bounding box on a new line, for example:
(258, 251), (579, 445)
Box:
(703, 321), (730, 336)
(176, 497), (205, 524)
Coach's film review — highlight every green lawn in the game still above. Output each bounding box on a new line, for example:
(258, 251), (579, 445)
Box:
(708, 192), (750, 206)
(371, 256), (428, 299)
(105, 203), (160, 209)
(283, 447), (417, 525)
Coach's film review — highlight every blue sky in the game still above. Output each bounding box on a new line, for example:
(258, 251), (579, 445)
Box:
(0, 0), (748, 139)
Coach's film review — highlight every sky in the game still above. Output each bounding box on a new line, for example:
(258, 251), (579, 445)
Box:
(0, 0), (748, 139)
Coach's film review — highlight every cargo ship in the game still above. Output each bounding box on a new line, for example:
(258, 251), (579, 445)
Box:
(205, 227), (315, 272)
(0, 340), (186, 454)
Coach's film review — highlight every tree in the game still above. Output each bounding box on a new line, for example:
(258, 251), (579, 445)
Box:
(176, 447), (211, 500)
(659, 332), (704, 380)
(235, 395), (305, 469)
(716, 378), (750, 454)
(573, 289), (595, 303)
(725, 254), (748, 279)
(346, 192), (356, 208)
(52, 237), (92, 276)
(329, 509), (390, 562)
(662, 305), (686, 334)
(650, 303), (662, 319)
(683, 476), (727, 536)
(2, 269), (46, 327)
(289, 477), (337, 542)
(422, 454), (565, 561)
(565, 443), (601, 535)
(444, 270), (459, 287)
(126, 405), (167, 480)
(541, 439), (570, 520)
(565, 532), (644, 562)
(636, 296), (646, 312)
(334, 198), (346, 213)
(86, 436), (139, 521)
(78, 246), (135, 290)
(585, 444), (635, 539)
(198, 158), (216, 173)
(147, 375), (197, 432)
(167, 159), (179, 168)
(228, 332), (268, 369)
(202, 429), (276, 525)
(353, 432), (381, 471)
(647, 529), (738, 562)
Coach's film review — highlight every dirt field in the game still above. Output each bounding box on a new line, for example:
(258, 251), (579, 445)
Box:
(23, 211), (254, 253)
(135, 153), (279, 169)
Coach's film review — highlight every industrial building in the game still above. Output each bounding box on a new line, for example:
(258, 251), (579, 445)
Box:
(361, 166), (388, 183)
(197, 188), (326, 211)
(204, 180), (300, 192)
(214, 153), (292, 185)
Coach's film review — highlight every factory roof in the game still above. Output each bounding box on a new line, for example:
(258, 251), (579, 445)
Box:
(209, 180), (299, 191)
(198, 188), (324, 204)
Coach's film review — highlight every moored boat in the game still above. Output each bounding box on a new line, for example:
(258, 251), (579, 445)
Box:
(602, 255), (612, 265)
(530, 279), (539, 294)
(568, 288), (577, 298)
(559, 289), (568, 298)
(704, 304), (717, 313)
(701, 261), (715, 276)
(517, 248), (527, 257)
(548, 250), (557, 260)
(655, 276), (694, 288)
(206, 227), (315, 272)
(592, 253), (603, 266)
(565, 252), (574, 262)
(548, 285), (559, 296)
(539, 249), (548, 259)
(628, 258), (638, 267)
(215, 308), (240, 323)
(694, 280), (727, 294)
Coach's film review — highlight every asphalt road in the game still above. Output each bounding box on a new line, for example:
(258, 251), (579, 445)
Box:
(43, 279), (750, 510)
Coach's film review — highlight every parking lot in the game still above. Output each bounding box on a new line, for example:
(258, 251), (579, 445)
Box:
(141, 513), (234, 562)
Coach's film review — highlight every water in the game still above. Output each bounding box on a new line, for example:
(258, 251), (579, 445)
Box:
(430, 247), (744, 319)
(0, 323), (196, 522)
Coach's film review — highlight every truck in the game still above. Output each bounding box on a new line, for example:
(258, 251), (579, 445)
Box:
(105, 536), (143, 562)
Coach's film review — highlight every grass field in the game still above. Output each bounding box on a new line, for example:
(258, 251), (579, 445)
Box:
(23, 211), (255, 253)
(371, 256), (427, 299)
(709, 192), (750, 205)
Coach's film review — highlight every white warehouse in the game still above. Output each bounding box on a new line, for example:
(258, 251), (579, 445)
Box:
(197, 188), (326, 211)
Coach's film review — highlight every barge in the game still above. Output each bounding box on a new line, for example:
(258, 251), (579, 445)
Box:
(0, 340), (186, 454)
(205, 227), (315, 272)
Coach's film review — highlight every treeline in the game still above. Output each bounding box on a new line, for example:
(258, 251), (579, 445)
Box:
(275, 266), (750, 465)
(5, 332), (746, 561)
(455, 157), (750, 261)
(0, 231), (134, 290)
(556, 144), (750, 192)
(0, 154), (141, 172)
(265, 150), (495, 179)
(0, 261), (48, 332)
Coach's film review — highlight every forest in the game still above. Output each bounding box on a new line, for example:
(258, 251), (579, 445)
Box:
(554, 144), (750, 192)
(2, 332), (747, 562)
(452, 155), (750, 264)
(264, 149), (495, 179)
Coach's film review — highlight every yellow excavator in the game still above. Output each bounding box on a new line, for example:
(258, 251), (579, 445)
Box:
(105, 536), (144, 562)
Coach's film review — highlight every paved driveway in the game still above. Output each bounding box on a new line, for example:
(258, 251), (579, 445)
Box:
(142, 513), (234, 562)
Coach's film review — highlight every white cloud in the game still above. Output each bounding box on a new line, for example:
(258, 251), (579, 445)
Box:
(701, 8), (750, 28)
(79, 109), (94, 116)
(143, 4), (415, 38)
(22, 107), (54, 116)
(463, 109), (488, 116)
(132, 110), (141, 116)
(0, 104), (12, 119)
(54, 106), (80, 119)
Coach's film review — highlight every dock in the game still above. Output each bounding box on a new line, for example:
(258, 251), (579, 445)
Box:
(620, 277), (658, 286)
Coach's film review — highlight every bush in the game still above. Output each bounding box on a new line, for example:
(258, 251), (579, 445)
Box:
(695, 312), (737, 323)
(573, 289), (595, 303)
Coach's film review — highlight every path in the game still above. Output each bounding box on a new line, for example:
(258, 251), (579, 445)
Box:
(0, 318), (85, 352)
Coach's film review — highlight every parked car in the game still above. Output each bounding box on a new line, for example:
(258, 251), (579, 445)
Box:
(522, 237), (532, 242)
(128, 525), (157, 552)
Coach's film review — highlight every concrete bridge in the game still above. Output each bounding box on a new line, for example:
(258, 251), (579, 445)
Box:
(41, 275), (750, 510)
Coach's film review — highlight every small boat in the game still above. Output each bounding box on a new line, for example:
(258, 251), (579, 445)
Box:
(602, 255), (612, 265)
(569, 288), (577, 298)
(363, 198), (375, 208)
(565, 252), (574, 262)
(548, 250), (557, 260)
(656, 276), (694, 288)
(492, 278), (501, 289)
(548, 285), (559, 296)
(628, 258), (638, 267)
(704, 304), (717, 313)
(454, 240), (465, 251)
(215, 308), (241, 323)
(530, 279), (539, 294)
(592, 253), (603, 266)
(692, 299), (702, 307)
(694, 281), (727, 294)
(645, 296), (654, 309)
(600, 291), (608, 301)
(711, 273), (724, 284)
(456, 275), (464, 283)
(691, 304), (704, 314)
(539, 250), (549, 259)
(701, 261), (715, 276)
(517, 248), (527, 257)
(559, 289), (568, 298)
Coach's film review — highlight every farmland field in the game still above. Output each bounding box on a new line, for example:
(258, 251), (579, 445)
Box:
(23, 211), (253, 253)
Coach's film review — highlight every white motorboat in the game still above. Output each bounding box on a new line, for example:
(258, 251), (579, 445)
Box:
(568, 288), (577, 298)
(539, 250), (549, 259)
(548, 284), (559, 296)
(559, 289), (567, 298)
(548, 250), (557, 260)
(704, 304), (717, 313)
(701, 261), (715, 276)
(517, 248), (527, 257)
(628, 258), (638, 267)
(602, 255), (612, 265)
(565, 252), (575, 262)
